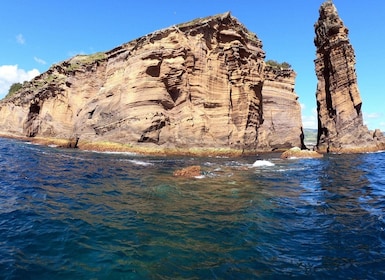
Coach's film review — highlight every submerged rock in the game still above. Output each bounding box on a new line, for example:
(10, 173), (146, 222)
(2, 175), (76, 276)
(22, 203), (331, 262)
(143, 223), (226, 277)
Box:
(173, 166), (201, 178)
(281, 147), (323, 159)
(0, 12), (304, 155)
(314, 1), (385, 153)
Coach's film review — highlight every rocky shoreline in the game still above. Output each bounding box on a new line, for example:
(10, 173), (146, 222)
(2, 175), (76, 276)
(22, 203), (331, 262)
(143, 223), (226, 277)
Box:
(0, 132), (267, 157)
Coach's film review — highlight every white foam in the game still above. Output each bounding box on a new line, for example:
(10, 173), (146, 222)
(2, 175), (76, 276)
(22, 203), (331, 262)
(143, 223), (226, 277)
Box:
(127, 159), (153, 166)
(366, 150), (385, 154)
(252, 160), (275, 167)
(90, 150), (138, 156)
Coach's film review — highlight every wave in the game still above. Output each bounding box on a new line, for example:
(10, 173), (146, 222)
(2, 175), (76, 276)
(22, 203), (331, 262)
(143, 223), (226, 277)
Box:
(252, 160), (275, 167)
(365, 150), (385, 154)
(125, 159), (153, 166)
(87, 150), (139, 156)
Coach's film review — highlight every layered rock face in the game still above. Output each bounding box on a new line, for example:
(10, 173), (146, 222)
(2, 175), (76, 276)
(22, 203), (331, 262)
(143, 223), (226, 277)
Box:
(314, 1), (385, 153)
(0, 13), (304, 154)
(259, 66), (305, 150)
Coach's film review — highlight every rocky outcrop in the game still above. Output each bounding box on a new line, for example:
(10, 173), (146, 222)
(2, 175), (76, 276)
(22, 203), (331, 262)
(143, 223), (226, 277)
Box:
(259, 66), (305, 150)
(0, 12), (305, 155)
(173, 166), (202, 178)
(281, 147), (323, 159)
(314, 1), (385, 153)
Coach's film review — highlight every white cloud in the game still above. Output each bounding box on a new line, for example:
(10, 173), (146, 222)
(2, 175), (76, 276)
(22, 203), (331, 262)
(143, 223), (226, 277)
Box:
(361, 112), (385, 131)
(34, 56), (47, 65)
(364, 112), (383, 119)
(0, 65), (40, 98)
(302, 115), (317, 129)
(16, 34), (25, 45)
(302, 107), (318, 129)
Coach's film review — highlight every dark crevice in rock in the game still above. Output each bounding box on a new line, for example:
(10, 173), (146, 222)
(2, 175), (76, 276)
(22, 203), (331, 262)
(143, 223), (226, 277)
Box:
(138, 114), (169, 144)
(24, 102), (42, 137)
(146, 64), (161, 77)
(88, 108), (96, 119)
(323, 55), (336, 118)
(29, 103), (41, 115)
(354, 103), (362, 117)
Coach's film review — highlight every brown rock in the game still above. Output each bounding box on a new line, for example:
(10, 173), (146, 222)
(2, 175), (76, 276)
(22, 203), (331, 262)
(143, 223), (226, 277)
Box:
(173, 166), (201, 177)
(259, 66), (305, 150)
(0, 12), (305, 155)
(281, 147), (323, 159)
(314, 1), (385, 153)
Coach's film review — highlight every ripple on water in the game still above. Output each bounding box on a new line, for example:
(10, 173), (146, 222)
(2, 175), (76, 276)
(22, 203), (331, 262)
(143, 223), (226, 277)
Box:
(1, 138), (385, 278)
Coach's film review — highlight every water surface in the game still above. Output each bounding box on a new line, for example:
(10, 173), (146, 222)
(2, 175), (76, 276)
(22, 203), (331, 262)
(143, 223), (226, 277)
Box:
(0, 138), (384, 279)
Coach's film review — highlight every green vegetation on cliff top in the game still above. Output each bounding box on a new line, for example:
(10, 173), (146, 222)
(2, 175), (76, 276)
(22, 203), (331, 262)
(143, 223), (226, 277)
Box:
(4, 82), (23, 99)
(67, 52), (107, 71)
(266, 60), (292, 69)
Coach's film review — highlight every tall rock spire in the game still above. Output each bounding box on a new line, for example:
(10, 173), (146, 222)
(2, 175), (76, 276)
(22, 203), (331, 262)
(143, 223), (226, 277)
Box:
(314, 1), (385, 153)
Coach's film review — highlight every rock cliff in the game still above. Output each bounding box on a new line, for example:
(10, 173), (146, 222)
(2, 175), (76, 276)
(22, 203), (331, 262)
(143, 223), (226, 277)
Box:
(314, 1), (385, 153)
(0, 12), (305, 155)
(259, 66), (305, 150)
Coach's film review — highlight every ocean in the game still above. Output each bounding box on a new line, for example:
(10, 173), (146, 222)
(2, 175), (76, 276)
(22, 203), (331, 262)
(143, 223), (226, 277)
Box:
(0, 137), (384, 279)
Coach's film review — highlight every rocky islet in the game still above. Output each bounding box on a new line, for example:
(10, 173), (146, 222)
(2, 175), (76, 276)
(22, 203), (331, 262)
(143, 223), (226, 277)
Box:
(314, 1), (385, 153)
(0, 2), (383, 155)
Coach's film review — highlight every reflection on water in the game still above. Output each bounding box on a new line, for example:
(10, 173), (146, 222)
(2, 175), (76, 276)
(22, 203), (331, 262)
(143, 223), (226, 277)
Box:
(0, 138), (385, 279)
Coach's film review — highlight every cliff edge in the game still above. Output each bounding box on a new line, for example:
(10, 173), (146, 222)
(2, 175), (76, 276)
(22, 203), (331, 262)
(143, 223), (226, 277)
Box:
(0, 12), (305, 155)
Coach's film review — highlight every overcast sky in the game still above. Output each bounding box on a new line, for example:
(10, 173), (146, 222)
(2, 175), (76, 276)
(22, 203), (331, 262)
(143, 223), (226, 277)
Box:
(1, 0), (384, 130)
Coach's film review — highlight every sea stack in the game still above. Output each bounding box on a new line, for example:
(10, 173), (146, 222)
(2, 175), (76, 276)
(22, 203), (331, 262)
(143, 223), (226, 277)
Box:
(0, 12), (305, 155)
(314, 1), (385, 153)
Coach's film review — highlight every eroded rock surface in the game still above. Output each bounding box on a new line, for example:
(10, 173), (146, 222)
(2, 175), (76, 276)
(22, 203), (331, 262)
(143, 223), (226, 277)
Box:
(0, 12), (305, 154)
(314, 1), (385, 153)
(281, 147), (323, 159)
(259, 66), (305, 150)
(173, 166), (202, 178)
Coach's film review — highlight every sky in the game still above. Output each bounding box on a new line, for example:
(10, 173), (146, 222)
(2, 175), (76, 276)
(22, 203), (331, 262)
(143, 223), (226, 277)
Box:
(1, 0), (384, 130)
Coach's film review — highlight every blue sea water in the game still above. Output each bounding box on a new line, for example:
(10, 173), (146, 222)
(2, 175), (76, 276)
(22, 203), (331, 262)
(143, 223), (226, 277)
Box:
(0, 137), (385, 279)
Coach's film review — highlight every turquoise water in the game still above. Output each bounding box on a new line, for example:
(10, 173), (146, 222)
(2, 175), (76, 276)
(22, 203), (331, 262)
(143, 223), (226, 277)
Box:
(0, 137), (385, 279)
